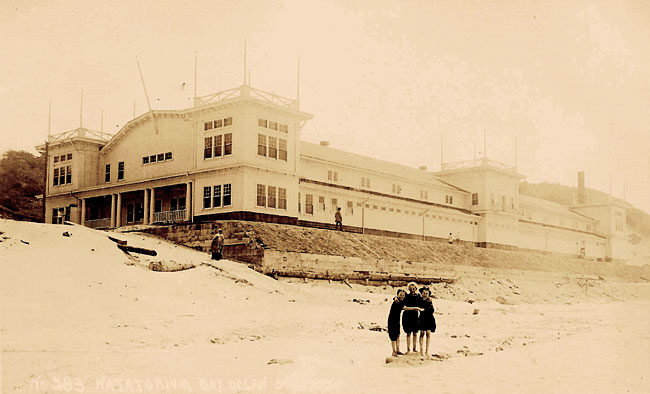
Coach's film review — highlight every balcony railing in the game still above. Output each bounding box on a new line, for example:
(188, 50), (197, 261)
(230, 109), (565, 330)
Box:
(153, 209), (186, 224)
(85, 218), (111, 229)
(195, 85), (298, 110)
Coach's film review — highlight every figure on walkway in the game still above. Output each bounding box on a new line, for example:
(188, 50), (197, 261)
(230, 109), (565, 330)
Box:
(448, 232), (454, 245)
(211, 229), (224, 260)
(335, 207), (343, 231)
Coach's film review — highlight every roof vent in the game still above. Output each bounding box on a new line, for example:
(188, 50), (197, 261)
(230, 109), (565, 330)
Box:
(419, 165), (427, 171)
(320, 141), (330, 147)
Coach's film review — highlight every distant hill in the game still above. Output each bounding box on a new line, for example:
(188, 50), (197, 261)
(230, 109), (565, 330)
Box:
(519, 181), (650, 243)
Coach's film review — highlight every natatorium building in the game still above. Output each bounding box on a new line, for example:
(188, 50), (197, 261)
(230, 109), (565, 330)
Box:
(37, 82), (630, 262)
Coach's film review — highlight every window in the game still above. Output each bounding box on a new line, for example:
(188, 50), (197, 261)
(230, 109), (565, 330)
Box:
(269, 121), (278, 130)
(346, 201), (353, 215)
(60, 155), (66, 162)
(224, 133), (232, 155)
(269, 136), (277, 159)
(319, 196), (325, 211)
(257, 184), (266, 207)
(150, 155), (156, 163)
(362, 177), (371, 188)
(224, 117), (232, 126)
(392, 184), (401, 194)
(179, 197), (186, 210)
(204, 121), (213, 131)
(472, 193), (478, 205)
(157, 153), (164, 162)
(214, 119), (223, 128)
(279, 139), (287, 161)
(105, 164), (110, 183)
(203, 187), (211, 209)
(67, 153), (72, 161)
(223, 184), (231, 206)
(54, 156), (59, 164)
(165, 152), (172, 161)
(258, 134), (267, 156)
(142, 156), (149, 165)
(298, 192), (301, 213)
(66, 165), (71, 184)
(59, 167), (65, 185)
(213, 185), (221, 208)
(268, 186), (277, 208)
(279, 123), (288, 133)
(278, 188), (287, 210)
(53, 168), (59, 186)
(421, 190), (428, 200)
(331, 198), (338, 212)
(305, 194), (314, 215)
(204, 137), (213, 159)
(328, 170), (339, 182)
(258, 118), (267, 128)
(214, 135), (223, 157)
(445, 195), (453, 204)
(117, 162), (124, 181)
(170, 199), (178, 211)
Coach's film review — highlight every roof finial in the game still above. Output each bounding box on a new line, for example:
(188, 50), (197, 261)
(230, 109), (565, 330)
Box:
(243, 39), (247, 86)
(296, 58), (301, 109)
(79, 89), (83, 129)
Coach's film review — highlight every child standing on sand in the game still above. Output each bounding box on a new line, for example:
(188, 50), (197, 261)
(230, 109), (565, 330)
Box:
(402, 282), (421, 353)
(418, 286), (437, 357)
(388, 289), (422, 357)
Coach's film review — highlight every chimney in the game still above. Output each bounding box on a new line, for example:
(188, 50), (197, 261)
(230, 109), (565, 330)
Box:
(319, 141), (330, 147)
(419, 165), (427, 171)
(577, 171), (585, 204)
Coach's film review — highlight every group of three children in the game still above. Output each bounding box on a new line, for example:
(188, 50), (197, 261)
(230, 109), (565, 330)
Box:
(387, 281), (436, 357)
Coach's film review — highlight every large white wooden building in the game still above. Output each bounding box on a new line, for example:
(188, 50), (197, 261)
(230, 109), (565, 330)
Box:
(37, 81), (630, 261)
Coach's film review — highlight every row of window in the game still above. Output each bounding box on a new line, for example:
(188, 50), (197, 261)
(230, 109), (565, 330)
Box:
(143, 152), (172, 165)
(256, 184), (288, 210)
(204, 134), (233, 159)
(203, 184), (232, 209)
(53, 166), (72, 186)
(204, 116), (233, 131)
(53, 153), (73, 164)
(105, 162), (124, 183)
(445, 195), (454, 204)
(257, 134), (287, 161)
(258, 118), (288, 133)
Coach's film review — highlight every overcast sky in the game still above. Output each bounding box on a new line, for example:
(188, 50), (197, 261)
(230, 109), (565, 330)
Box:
(1, 0), (648, 213)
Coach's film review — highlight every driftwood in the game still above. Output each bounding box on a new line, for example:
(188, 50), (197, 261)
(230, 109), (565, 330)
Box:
(107, 236), (127, 245)
(117, 244), (157, 256)
(260, 268), (456, 286)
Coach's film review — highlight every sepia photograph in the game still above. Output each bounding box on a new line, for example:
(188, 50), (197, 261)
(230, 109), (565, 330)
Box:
(1, 0), (649, 393)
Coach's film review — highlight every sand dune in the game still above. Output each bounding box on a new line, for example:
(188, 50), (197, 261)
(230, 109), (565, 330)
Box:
(1, 219), (649, 393)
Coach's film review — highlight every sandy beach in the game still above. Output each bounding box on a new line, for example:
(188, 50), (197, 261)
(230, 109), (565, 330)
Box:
(2, 219), (649, 393)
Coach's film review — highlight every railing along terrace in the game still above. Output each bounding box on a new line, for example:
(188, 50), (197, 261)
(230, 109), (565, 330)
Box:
(195, 85), (298, 110)
(85, 218), (111, 229)
(48, 128), (112, 143)
(153, 209), (186, 224)
(442, 157), (516, 172)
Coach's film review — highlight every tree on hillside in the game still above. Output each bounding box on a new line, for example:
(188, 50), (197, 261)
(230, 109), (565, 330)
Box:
(0, 150), (44, 221)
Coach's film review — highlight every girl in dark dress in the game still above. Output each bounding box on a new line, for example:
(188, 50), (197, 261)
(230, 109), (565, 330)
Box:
(402, 282), (422, 353)
(418, 286), (437, 357)
(388, 289), (422, 357)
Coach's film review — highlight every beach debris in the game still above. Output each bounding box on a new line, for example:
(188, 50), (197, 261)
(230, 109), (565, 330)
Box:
(20, 240), (29, 245)
(466, 299), (475, 304)
(118, 244), (157, 256)
(351, 298), (370, 304)
(385, 356), (396, 364)
(473, 308), (480, 315)
(495, 296), (508, 305)
(368, 324), (386, 332)
(107, 236), (127, 245)
(343, 279), (352, 288)
(62, 231), (71, 237)
(267, 358), (293, 365)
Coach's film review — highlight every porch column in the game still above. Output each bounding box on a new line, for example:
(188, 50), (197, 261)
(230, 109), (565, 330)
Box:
(80, 198), (86, 226)
(110, 194), (116, 227)
(143, 189), (149, 225)
(185, 182), (191, 221)
(149, 188), (155, 223)
(116, 193), (122, 227)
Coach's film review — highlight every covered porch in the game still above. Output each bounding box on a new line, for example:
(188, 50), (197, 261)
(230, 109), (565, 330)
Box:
(80, 181), (192, 228)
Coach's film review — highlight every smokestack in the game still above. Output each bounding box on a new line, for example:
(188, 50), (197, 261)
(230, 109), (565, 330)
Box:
(578, 171), (585, 204)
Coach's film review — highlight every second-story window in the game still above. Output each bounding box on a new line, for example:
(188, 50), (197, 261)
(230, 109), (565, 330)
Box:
(269, 137), (277, 159)
(472, 193), (478, 205)
(204, 137), (213, 159)
(279, 139), (287, 161)
(117, 162), (124, 181)
(105, 164), (110, 183)
(258, 134), (267, 156)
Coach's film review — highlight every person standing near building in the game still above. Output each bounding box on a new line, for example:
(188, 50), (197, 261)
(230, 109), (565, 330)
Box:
(210, 229), (224, 260)
(448, 232), (454, 245)
(335, 207), (343, 231)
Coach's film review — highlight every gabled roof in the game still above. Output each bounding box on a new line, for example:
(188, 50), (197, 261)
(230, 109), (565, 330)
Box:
(300, 141), (469, 193)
